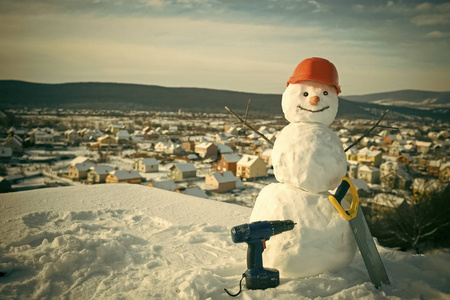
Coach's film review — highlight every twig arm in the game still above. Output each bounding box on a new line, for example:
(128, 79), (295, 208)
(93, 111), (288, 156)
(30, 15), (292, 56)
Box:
(225, 106), (274, 146)
(344, 110), (389, 153)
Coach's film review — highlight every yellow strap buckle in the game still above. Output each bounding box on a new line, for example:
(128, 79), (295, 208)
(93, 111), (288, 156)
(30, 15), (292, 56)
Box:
(328, 177), (360, 221)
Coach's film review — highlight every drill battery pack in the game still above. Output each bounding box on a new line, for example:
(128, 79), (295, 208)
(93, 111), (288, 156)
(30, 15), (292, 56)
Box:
(245, 267), (279, 290)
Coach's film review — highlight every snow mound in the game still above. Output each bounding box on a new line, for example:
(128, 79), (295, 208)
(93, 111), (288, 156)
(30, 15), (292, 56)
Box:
(1, 184), (449, 299)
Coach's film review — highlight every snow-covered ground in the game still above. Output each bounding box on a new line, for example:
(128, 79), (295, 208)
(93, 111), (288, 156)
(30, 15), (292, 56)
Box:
(1, 184), (449, 299)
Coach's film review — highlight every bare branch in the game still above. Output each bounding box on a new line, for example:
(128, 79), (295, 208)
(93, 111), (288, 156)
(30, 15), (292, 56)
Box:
(345, 110), (390, 152)
(244, 99), (251, 124)
(225, 106), (274, 146)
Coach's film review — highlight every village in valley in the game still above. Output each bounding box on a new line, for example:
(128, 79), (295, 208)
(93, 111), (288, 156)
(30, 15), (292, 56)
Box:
(1, 108), (449, 215)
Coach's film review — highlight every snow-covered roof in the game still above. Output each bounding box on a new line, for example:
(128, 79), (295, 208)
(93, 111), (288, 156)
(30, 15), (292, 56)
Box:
(150, 179), (177, 191)
(370, 193), (406, 208)
(210, 171), (236, 183)
(110, 169), (141, 180)
(237, 154), (260, 167)
(89, 165), (115, 174)
(74, 163), (96, 172)
(117, 130), (130, 138)
(181, 187), (208, 199)
(172, 163), (196, 173)
(351, 178), (370, 191)
(416, 141), (432, 147)
(70, 156), (94, 166)
(358, 147), (381, 156)
(222, 153), (241, 163)
(359, 165), (379, 172)
(140, 158), (159, 166)
(440, 162), (450, 170)
(217, 143), (233, 154)
(196, 142), (214, 149)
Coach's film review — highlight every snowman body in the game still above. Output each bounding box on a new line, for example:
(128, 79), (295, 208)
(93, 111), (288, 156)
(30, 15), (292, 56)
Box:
(250, 77), (356, 278)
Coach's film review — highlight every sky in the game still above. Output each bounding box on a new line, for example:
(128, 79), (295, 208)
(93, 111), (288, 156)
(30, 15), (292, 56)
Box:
(0, 0), (449, 95)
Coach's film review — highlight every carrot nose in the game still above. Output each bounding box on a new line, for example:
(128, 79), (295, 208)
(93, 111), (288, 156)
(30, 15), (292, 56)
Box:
(309, 96), (320, 106)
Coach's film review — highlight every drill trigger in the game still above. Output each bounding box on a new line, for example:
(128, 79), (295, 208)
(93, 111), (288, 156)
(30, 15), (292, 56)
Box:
(262, 239), (266, 249)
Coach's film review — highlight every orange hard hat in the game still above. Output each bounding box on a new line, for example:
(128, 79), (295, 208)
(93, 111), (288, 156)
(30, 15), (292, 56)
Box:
(287, 57), (341, 94)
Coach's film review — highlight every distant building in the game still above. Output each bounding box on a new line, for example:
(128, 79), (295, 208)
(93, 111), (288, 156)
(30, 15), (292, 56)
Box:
(205, 171), (237, 193)
(177, 186), (208, 199)
(3, 135), (23, 155)
(195, 142), (218, 159)
(236, 154), (267, 179)
(169, 163), (197, 181)
(216, 153), (241, 175)
(69, 162), (96, 181)
(147, 179), (177, 191)
(106, 170), (142, 184)
(135, 158), (159, 173)
(87, 165), (115, 184)
(357, 165), (380, 184)
(357, 147), (382, 167)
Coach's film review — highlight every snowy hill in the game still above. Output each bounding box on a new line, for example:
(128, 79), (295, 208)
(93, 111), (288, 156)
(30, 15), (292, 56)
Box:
(1, 184), (449, 299)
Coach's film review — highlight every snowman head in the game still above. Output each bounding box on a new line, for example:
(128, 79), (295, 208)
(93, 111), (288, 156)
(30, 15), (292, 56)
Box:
(282, 80), (339, 125)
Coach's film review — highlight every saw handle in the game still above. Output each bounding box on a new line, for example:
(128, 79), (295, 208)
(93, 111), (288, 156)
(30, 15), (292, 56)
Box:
(329, 177), (360, 221)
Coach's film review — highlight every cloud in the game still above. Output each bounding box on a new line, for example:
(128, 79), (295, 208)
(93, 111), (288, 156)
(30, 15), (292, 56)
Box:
(412, 2), (450, 25)
(426, 31), (450, 38)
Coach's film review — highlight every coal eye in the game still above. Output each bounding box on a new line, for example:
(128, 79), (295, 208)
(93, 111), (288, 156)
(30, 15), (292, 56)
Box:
(323, 91), (328, 96)
(303, 92), (309, 97)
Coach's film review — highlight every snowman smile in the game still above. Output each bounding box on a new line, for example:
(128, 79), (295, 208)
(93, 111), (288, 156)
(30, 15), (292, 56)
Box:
(297, 105), (330, 113)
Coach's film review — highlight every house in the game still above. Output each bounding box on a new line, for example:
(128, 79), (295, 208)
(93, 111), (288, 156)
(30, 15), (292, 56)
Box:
(116, 130), (131, 144)
(236, 154), (267, 179)
(195, 142), (218, 159)
(216, 153), (241, 175)
(169, 163), (197, 181)
(135, 158), (159, 173)
(260, 149), (273, 167)
(397, 153), (412, 165)
(177, 186), (208, 199)
(155, 141), (185, 155)
(439, 162), (450, 182)
(205, 171), (237, 193)
(64, 129), (79, 144)
(380, 161), (412, 190)
(427, 160), (441, 177)
(3, 135), (23, 155)
(217, 143), (233, 155)
(415, 141), (432, 154)
(87, 165), (115, 184)
(91, 135), (118, 148)
(69, 162), (96, 181)
(0, 147), (12, 161)
(0, 177), (12, 193)
(357, 147), (382, 167)
(347, 162), (359, 179)
(106, 170), (142, 184)
(107, 124), (125, 134)
(182, 141), (195, 152)
(147, 179), (177, 191)
(357, 165), (380, 184)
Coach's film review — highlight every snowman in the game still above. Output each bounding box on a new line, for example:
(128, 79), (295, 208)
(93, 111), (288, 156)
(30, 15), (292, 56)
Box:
(250, 57), (356, 278)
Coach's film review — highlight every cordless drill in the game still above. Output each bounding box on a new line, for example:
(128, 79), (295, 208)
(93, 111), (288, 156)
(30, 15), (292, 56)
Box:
(230, 220), (296, 290)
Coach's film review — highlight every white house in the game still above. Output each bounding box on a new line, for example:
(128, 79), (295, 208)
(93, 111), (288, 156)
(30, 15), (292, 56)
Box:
(135, 158), (159, 173)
